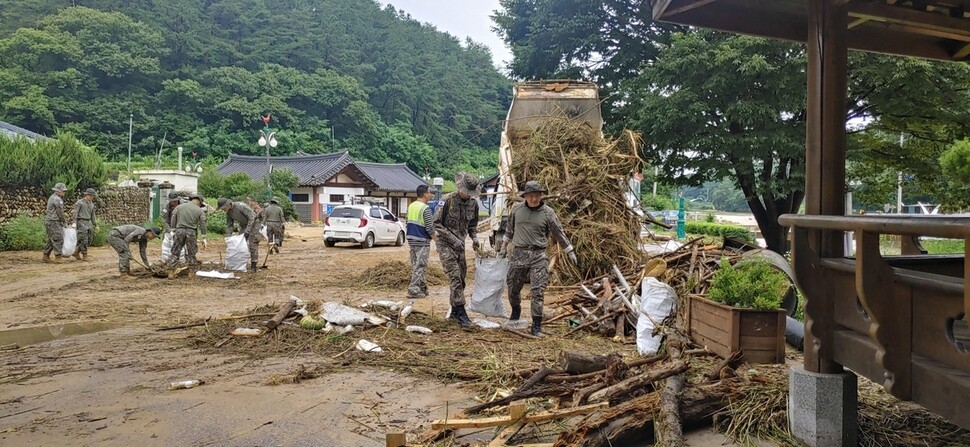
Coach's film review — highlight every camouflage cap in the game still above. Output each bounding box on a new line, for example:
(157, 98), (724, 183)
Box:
(83, 188), (97, 196)
(455, 172), (480, 198)
(168, 192), (180, 200)
(52, 183), (67, 192)
(519, 181), (547, 197)
(217, 197), (231, 209)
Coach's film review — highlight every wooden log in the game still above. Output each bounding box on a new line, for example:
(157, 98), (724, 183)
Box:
(553, 382), (730, 447)
(466, 366), (557, 414)
(559, 352), (612, 375)
(265, 301), (297, 330)
(706, 350), (743, 382)
(587, 360), (687, 403)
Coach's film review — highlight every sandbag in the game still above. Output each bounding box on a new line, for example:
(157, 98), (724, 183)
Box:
(61, 227), (77, 256)
(224, 234), (249, 271)
(468, 257), (509, 317)
(161, 231), (186, 262)
(636, 277), (678, 356)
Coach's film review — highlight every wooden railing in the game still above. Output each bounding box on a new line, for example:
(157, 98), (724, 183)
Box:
(778, 214), (970, 429)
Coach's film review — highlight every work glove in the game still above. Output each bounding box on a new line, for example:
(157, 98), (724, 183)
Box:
(243, 233), (249, 241)
(95, 226), (100, 233)
(201, 238), (208, 250)
(472, 240), (481, 252)
(565, 245), (578, 265)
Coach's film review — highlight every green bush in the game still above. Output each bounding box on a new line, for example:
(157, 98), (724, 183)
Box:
(685, 221), (754, 242)
(0, 214), (47, 251)
(90, 223), (115, 247)
(0, 134), (107, 191)
(205, 205), (228, 235)
(709, 259), (789, 310)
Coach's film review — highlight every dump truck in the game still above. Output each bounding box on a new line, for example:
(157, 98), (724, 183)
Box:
(482, 80), (604, 247)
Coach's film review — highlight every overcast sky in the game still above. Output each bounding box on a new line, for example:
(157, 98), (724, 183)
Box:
(382, 0), (512, 69)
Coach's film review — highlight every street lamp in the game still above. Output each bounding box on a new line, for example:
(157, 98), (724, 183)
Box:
(258, 114), (278, 200)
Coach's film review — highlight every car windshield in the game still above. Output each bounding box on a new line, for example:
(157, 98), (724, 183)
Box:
(330, 208), (363, 219)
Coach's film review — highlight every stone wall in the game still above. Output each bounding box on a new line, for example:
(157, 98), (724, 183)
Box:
(0, 185), (150, 225)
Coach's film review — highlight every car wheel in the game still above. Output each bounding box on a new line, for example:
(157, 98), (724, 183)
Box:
(324, 239), (335, 248)
(361, 233), (375, 249)
(395, 231), (405, 247)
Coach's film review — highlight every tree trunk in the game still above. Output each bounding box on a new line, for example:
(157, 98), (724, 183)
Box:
(560, 351), (614, 375)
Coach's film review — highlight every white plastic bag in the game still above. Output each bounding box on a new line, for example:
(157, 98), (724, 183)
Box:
(224, 234), (249, 271)
(355, 339), (382, 353)
(260, 225), (267, 241)
(320, 302), (386, 326)
(61, 227), (77, 256)
(468, 257), (509, 317)
(161, 231), (186, 262)
(636, 277), (678, 356)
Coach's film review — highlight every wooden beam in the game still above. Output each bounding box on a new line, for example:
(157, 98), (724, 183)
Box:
(848, 17), (870, 28)
(430, 402), (608, 430)
(849, 1), (970, 37)
(805, 0), (849, 374)
(871, 21), (970, 42)
(652, 0), (675, 20)
(664, 0), (719, 17)
(956, 42), (970, 60)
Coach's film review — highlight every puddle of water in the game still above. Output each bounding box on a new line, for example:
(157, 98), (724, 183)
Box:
(0, 322), (124, 347)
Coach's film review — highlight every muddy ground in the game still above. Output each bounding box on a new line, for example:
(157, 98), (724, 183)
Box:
(0, 226), (741, 446)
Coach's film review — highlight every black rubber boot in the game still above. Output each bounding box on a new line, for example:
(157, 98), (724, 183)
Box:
(531, 316), (544, 336)
(509, 304), (521, 321)
(450, 305), (472, 329)
(249, 262), (258, 272)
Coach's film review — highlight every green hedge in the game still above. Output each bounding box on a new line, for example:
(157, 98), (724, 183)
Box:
(0, 134), (107, 191)
(685, 221), (754, 242)
(709, 259), (788, 310)
(0, 214), (114, 251)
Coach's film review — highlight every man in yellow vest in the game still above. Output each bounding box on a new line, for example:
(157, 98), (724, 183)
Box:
(406, 184), (435, 299)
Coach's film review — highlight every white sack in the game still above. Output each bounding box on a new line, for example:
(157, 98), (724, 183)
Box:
(260, 225), (267, 241)
(195, 270), (238, 279)
(468, 257), (509, 317)
(636, 277), (678, 356)
(224, 234), (249, 272)
(161, 231), (186, 262)
(320, 302), (386, 326)
(61, 227), (77, 256)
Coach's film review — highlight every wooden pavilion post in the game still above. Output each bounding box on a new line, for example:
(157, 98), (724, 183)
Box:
(803, 0), (848, 375)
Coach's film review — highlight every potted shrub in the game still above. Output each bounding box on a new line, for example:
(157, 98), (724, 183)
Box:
(688, 258), (788, 364)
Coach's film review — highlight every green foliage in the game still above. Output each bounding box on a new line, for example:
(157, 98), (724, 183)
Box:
(0, 134), (107, 190)
(0, 2), (511, 176)
(0, 214), (47, 251)
(709, 259), (788, 310)
(641, 194), (675, 211)
(705, 213), (715, 223)
(205, 209), (228, 236)
(90, 222), (114, 248)
(685, 222), (754, 242)
(922, 238), (965, 254)
(939, 139), (970, 209)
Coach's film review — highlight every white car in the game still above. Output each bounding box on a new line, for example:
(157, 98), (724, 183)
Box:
(324, 204), (406, 248)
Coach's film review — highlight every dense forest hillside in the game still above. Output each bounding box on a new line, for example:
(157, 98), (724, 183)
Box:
(0, 0), (512, 175)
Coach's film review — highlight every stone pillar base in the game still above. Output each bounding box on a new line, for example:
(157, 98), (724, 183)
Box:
(788, 366), (857, 447)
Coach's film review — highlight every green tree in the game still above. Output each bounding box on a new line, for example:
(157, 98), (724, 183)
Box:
(940, 139), (970, 209)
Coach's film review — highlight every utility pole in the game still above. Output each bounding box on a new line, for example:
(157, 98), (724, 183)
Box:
(897, 133), (904, 214)
(127, 114), (133, 173)
(258, 114), (278, 200)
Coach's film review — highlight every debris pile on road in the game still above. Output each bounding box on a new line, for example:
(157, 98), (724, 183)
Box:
(354, 260), (449, 289)
(509, 118), (644, 284)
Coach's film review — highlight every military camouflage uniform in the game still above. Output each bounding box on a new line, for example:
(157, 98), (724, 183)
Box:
(433, 192), (479, 307)
(168, 202), (207, 267)
(226, 201), (260, 265)
(72, 198), (96, 256)
(43, 193), (65, 256)
(161, 199), (182, 233)
(108, 225), (151, 273)
(263, 203), (285, 252)
(504, 202), (571, 319)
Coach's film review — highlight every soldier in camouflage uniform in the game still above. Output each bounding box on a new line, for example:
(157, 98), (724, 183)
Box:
(263, 198), (285, 254)
(501, 181), (576, 336)
(42, 183), (68, 264)
(107, 225), (159, 278)
(433, 172), (481, 328)
(161, 192), (183, 233)
(71, 188), (98, 261)
(219, 197), (261, 271)
(167, 194), (207, 270)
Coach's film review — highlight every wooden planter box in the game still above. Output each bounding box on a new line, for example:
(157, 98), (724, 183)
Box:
(687, 296), (786, 364)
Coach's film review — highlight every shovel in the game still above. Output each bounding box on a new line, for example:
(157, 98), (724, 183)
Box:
(260, 240), (272, 269)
